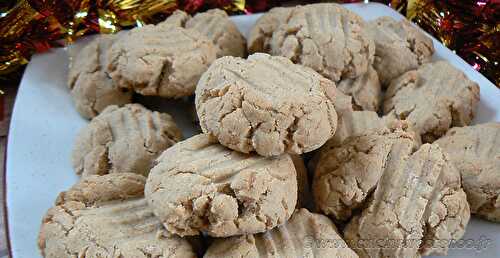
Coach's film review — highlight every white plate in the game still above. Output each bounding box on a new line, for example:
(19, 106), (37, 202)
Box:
(6, 3), (500, 258)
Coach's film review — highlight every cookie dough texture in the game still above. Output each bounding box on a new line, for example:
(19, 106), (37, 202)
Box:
(145, 134), (298, 237)
(291, 155), (312, 209)
(366, 16), (434, 86)
(106, 24), (216, 98)
(337, 66), (382, 112)
(324, 91), (391, 147)
(38, 173), (196, 258)
(309, 92), (420, 172)
(384, 61), (480, 142)
(72, 104), (182, 177)
(68, 35), (132, 119)
(164, 9), (246, 58)
(204, 208), (358, 258)
(196, 53), (338, 156)
(436, 123), (500, 222)
(247, 7), (293, 53)
(314, 128), (418, 221)
(313, 129), (470, 257)
(308, 110), (386, 173)
(162, 9), (191, 27)
(330, 110), (387, 149)
(252, 3), (375, 82)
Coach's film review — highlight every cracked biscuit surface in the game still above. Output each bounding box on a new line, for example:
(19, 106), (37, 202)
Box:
(327, 91), (388, 147)
(72, 104), (182, 177)
(164, 9), (246, 58)
(68, 35), (132, 119)
(313, 128), (470, 257)
(310, 92), (421, 177)
(436, 123), (500, 222)
(308, 93), (388, 172)
(38, 173), (196, 258)
(247, 7), (293, 54)
(267, 3), (375, 82)
(309, 110), (390, 172)
(106, 24), (216, 98)
(329, 110), (388, 148)
(383, 61), (480, 142)
(291, 155), (312, 209)
(196, 53), (338, 156)
(204, 208), (358, 258)
(337, 66), (382, 112)
(366, 16), (434, 86)
(313, 127), (419, 222)
(317, 91), (402, 152)
(343, 143), (470, 257)
(144, 134), (298, 237)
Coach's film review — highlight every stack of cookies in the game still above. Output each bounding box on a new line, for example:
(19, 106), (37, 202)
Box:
(38, 3), (500, 258)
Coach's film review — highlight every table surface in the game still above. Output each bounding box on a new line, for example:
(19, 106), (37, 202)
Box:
(1, 85), (17, 258)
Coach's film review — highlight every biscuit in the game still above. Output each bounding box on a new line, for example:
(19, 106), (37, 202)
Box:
(164, 9), (246, 58)
(383, 61), (480, 142)
(313, 129), (470, 257)
(196, 53), (338, 156)
(268, 3), (375, 81)
(308, 110), (390, 171)
(366, 16), (434, 86)
(247, 7), (293, 53)
(68, 35), (132, 119)
(144, 134), (298, 237)
(106, 24), (216, 98)
(309, 92), (420, 172)
(72, 104), (182, 177)
(337, 66), (382, 112)
(436, 123), (500, 222)
(38, 173), (197, 258)
(344, 143), (470, 257)
(331, 90), (356, 120)
(291, 155), (312, 209)
(313, 127), (418, 221)
(329, 110), (388, 149)
(318, 92), (389, 150)
(204, 208), (358, 258)
(162, 9), (191, 27)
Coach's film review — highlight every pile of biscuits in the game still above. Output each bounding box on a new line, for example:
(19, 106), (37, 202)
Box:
(38, 3), (499, 258)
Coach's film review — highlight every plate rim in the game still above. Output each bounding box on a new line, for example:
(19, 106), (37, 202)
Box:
(2, 137), (12, 258)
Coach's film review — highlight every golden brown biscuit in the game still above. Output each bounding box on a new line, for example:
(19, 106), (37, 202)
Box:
(38, 173), (197, 258)
(436, 123), (500, 222)
(309, 92), (421, 174)
(204, 209), (358, 258)
(337, 66), (382, 112)
(366, 16), (434, 86)
(308, 110), (388, 174)
(72, 104), (182, 177)
(291, 155), (312, 209)
(313, 127), (470, 257)
(343, 143), (470, 257)
(247, 7), (293, 53)
(164, 9), (246, 57)
(196, 53), (337, 156)
(384, 61), (480, 142)
(106, 24), (216, 98)
(145, 134), (298, 237)
(68, 35), (132, 119)
(268, 3), (375, 81)
(313, 127), (418, 221)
